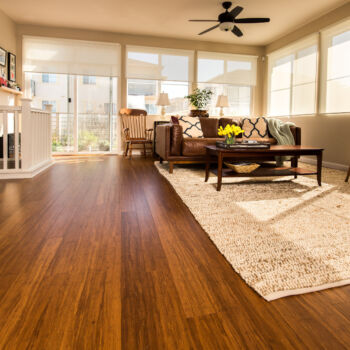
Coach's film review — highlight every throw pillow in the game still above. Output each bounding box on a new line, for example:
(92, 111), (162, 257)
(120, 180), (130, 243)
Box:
(178, 116), (203, 138)
(241, 117), (269, 140)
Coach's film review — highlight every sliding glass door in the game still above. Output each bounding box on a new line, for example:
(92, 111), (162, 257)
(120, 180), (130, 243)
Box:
(25, 73), (118, 153)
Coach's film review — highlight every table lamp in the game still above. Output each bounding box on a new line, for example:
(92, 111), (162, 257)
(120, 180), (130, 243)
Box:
(216, 95), (229, 117)
(157, 93), (170, 118)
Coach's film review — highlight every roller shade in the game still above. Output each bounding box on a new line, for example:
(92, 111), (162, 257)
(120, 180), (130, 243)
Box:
(22, 36), (121, 76)
(320, 19), (350, 113)
(267, 34), (318, 116)
(126, 45), (194, 82)
(197, 51), (257, 86)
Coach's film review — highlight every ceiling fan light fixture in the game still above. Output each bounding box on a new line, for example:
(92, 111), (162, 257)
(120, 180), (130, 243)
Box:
(219, 22), (234, 32)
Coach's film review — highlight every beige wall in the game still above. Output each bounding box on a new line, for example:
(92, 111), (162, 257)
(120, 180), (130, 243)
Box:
(0, 9), (16, 55)
(262, 3), (350, 167)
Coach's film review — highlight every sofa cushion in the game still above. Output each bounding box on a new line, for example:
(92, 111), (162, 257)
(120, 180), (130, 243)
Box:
(182, 138), (223, 156)
(178, 116), (203, 138)
(242, 117), (269, 140)
(219, 118), (242, 138)
(219, 117), (242, 129)
(199, 117), (219, 138)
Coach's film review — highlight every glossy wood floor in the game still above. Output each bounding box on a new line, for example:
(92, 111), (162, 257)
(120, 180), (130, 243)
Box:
(1, 156), (350, 350)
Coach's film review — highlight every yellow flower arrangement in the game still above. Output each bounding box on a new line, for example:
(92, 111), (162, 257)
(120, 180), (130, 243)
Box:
(218, 124), (244, 144)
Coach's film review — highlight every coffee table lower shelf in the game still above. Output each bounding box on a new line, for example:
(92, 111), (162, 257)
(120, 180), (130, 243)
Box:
(211, 165), (317, 178)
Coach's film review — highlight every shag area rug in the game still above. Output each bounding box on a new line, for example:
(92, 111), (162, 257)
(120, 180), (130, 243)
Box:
(155, 162), (350, 301)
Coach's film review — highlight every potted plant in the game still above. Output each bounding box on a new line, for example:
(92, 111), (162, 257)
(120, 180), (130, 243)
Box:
(185, 88), (213, 117)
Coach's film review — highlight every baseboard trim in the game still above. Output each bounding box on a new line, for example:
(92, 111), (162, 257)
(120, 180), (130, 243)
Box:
(300, 157), (348, 171)
(0, 159), (53, 180)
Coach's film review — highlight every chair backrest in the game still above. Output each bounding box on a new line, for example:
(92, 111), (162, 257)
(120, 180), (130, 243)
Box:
(119, 108), (148, 139)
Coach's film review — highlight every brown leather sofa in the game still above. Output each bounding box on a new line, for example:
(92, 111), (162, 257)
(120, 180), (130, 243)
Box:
(156, 117), (301, 173)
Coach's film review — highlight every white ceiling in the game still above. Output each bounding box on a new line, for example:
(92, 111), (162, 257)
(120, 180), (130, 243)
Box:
(0, 0), (347, 45)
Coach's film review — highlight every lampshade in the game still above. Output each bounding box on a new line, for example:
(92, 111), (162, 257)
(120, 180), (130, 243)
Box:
(216, 95), (229, 108)
(157, 93), (170, 106)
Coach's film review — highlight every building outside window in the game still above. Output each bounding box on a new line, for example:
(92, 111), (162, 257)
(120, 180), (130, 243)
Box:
(42, 74), (57, 83)
(83, 76), (96, 85)
(42, 100), (57, 112)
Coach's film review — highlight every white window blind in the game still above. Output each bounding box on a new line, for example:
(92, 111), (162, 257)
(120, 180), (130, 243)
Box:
(22, 36), (121, 77)
(267, 35), (318, 116)
(197, 51), (257, 86)
(126, 46), (194, 82)
(320, 19), (350, 113)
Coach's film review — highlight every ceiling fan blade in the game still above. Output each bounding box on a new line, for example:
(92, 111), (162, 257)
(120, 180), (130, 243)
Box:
(232, 25), (243, 37)
(189, 19), (219, 22)
(234, 18), (270, 23)
(198, 24), (220, 35)
(230, 6), (243, 18)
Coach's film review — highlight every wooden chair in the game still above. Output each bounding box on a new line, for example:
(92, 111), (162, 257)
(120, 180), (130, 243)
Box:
(346, 166), (350, 183)
(119, 108), (153, 159)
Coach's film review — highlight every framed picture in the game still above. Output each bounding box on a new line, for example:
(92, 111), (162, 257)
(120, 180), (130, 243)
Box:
(0, 47), (6, 67)
(8, 52), (16, 82)
(0, 66), (6, 79)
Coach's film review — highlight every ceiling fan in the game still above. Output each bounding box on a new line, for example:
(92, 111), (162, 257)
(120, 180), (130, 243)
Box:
(189, 1), (270, 37)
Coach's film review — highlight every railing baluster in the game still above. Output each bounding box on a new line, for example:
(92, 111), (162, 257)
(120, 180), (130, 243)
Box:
(0, 102), (52, 178)
(14, 110), (19, 169)
(3, 112), (8, 170)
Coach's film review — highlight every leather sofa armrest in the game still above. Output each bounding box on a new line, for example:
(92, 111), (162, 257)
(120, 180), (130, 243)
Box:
(156, 124), (172, 160)
(290, 126), (301, 145)
(171, 124), (183, 156)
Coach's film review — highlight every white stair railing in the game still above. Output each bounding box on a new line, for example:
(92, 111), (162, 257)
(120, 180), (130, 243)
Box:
(0, 98), (53, 179)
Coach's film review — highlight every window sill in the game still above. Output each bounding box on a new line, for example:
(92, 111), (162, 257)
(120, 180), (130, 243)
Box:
(318, 112), (350, 117)
(267, 114), (316, 118)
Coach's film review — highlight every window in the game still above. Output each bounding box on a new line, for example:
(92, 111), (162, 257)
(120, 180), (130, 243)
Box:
(126, 46), (193, 115)
(42, 74), (56, 83)
(197, 51), (257, 116)
(23, 37), (121, 153)
(83, 76), (96, 85)
(320, 19), (350, 113)
(267, 35), (318, 117)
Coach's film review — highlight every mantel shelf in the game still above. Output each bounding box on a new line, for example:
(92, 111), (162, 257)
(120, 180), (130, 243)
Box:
(0, 86), (23, 96)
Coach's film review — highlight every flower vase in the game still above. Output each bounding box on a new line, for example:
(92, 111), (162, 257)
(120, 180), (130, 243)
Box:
(225, 135), (235, 145)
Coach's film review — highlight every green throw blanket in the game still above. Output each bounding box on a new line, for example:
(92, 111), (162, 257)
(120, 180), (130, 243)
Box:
(267, 118), (296, 167)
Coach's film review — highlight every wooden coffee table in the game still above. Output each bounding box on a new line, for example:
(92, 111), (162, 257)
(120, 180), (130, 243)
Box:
(205, 145), (324, 191)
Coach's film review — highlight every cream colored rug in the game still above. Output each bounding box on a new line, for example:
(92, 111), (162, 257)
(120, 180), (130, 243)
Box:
(155, 162), (350, 301)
